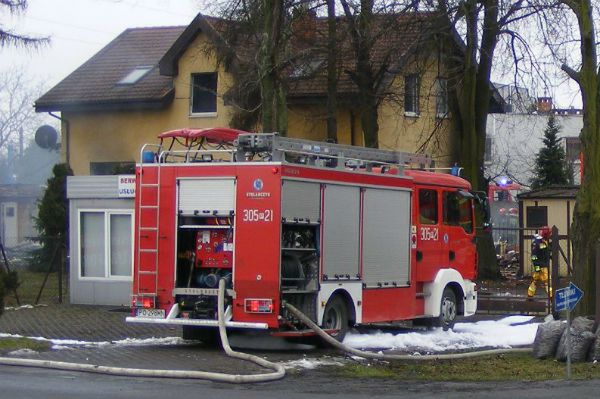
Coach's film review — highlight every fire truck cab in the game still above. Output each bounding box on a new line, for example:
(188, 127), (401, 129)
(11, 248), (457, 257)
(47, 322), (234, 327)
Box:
(127, 129), (480, 339)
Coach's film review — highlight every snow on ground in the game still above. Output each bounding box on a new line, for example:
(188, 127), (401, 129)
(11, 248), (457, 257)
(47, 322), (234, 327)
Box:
(282, 357), (345, 370)
(0, 316), (540, 354)
(0, 333), (188, 350)
(343, 315), (539, 353)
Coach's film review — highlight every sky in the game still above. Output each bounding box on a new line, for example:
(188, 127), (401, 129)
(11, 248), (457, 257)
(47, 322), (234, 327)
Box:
(1, 0), (202, 89)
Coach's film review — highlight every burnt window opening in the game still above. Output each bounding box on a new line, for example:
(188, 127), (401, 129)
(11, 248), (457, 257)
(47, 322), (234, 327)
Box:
(191, 72), (218, 114)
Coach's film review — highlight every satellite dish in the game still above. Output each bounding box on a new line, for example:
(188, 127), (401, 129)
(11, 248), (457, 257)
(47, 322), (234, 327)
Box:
(35, 125), (58, 149)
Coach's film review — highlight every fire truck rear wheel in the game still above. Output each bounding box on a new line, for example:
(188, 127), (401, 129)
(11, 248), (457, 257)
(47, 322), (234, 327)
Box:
(437, 287), (457, 331)
(322, 295), (349, 342)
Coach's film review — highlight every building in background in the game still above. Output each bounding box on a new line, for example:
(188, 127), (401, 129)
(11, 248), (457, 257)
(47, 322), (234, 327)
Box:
(485, 95), (582, 187)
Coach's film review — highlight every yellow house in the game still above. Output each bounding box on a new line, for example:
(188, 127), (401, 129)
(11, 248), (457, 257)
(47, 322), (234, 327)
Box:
(35, 13), (454, 176)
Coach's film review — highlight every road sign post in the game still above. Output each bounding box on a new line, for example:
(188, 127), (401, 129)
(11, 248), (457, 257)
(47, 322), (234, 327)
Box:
(554, 282), (584, 380)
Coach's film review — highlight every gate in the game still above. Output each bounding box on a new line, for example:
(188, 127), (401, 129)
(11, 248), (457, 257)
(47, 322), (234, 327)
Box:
(478, 226), (570, 315)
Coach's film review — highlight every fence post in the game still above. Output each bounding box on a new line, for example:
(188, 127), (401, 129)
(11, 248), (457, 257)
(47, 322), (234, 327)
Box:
(551, 226), (560, 314)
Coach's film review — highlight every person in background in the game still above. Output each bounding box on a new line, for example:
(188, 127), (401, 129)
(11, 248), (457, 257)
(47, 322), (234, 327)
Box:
(528, 226), (551, 298)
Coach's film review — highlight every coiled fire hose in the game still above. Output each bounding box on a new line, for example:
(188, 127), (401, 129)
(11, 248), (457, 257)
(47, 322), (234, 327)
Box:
(0, 279), (531, 382)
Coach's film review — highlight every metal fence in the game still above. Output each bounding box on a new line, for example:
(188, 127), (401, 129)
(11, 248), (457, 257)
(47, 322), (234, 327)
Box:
(479, 226), (570, 315)
(0, 236), (68, 307)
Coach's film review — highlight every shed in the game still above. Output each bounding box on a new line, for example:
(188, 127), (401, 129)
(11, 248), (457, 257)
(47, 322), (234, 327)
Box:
(67, 175), (135, 305)
(518, 186), (578, 277)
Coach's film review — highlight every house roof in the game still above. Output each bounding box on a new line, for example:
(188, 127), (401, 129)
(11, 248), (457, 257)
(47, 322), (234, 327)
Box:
(35, 26), (186, 112)
(0, 184), (43, 200)
(518, 186), (579, 200)
(35, 12), (440, 112)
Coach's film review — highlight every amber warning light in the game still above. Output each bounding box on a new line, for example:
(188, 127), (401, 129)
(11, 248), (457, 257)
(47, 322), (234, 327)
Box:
(245, 299), (274, 313)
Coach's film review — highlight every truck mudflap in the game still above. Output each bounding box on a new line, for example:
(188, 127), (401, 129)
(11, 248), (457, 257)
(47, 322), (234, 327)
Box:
(125, 303), (269, 329)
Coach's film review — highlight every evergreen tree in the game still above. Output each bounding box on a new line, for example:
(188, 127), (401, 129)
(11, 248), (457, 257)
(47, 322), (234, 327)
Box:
(530, 115), (571, 189)
(33, 163), (73, 271)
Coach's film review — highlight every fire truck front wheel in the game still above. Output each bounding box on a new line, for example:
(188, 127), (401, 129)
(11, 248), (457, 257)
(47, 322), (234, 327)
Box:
(322, 295), (349, 342)
(437, 287), (457, 331)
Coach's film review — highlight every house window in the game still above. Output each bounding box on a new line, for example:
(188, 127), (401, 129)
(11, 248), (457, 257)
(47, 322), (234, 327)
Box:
(443, 191), (473, 233)
(485, 137), (493, 163)
(90, 162), (135, 175)
(404, 74), (420, 115)
(435, 78), (448, 117)
(191, 72), (218, 115)
(419, 189), (438, 225)
(526, 206), (548, 228)
(80, 210), (133, 279)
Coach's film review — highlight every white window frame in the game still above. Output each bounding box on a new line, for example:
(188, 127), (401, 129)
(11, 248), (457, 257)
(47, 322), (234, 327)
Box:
(435, 77), (449, 119)
(404, 74), (420, 117)
(78, 209), (134, 281)
(189, 72), (218, 118)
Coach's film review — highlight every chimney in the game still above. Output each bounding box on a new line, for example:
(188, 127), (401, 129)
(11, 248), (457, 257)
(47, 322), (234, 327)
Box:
(537, 97), (553, 113)
(292, 9), (317, 45)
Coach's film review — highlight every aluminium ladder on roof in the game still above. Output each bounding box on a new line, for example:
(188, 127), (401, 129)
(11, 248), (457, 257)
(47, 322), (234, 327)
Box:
(234, 133), (432, 172)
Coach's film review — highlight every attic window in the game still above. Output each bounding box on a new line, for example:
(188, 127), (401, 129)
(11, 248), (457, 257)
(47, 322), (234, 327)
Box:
(117, 66), (153, 85)
(290, 60), (324, 78)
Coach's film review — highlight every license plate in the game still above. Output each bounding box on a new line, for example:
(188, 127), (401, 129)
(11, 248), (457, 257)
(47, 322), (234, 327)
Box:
(136, 308), (165, 319)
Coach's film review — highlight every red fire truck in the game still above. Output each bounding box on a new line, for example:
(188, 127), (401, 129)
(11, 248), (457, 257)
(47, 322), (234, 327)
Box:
(126, 129), (482, 340)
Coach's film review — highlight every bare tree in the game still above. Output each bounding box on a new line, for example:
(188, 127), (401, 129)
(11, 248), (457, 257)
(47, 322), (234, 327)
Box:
(0, 67), (45, 159)
(0, 0), (48, 48)
(536, 0), (600, 315)
(434, 0), (538, 192)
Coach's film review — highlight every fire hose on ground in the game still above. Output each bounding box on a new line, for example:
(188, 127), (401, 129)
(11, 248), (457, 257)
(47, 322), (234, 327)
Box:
(0, 279), (531, 382)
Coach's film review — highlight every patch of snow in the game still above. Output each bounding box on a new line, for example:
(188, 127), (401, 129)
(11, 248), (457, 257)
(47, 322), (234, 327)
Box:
(0, 332), (185, 350)
(112, 337), (188, 346)
(343, 316), (539, 352)
(3, 305), (37, 311)
(8, 349), (38, 356)
(283, 357), (344, 370)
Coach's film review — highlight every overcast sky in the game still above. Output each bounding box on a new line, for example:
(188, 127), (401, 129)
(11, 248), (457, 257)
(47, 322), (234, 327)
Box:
(1, 0), (201, 88)
(0, 0), (583, 110)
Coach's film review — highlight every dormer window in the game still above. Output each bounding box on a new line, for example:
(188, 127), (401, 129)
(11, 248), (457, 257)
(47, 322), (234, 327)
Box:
(117, 66), (153, 85)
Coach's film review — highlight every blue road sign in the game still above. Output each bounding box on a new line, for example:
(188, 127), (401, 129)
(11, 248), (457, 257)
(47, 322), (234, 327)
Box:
(555, 282), (584, 312)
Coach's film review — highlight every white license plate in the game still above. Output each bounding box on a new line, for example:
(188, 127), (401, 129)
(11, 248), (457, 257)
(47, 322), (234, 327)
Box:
(136, 308), (165, 319)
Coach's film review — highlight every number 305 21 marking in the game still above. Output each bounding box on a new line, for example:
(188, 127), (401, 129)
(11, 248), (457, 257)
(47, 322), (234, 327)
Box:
(242, 209), (273, 222)
(420, 226), (439, 241)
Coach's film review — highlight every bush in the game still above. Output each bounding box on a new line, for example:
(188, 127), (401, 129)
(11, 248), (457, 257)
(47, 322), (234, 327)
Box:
(32, 163), (72, 272)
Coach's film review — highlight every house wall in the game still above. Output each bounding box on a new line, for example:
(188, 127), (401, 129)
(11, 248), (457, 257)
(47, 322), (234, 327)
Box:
(521, 197), (575, 277)
(63, 34), (237, 176)
(379, 59), (452, 167)
(61, 32), (452, 175)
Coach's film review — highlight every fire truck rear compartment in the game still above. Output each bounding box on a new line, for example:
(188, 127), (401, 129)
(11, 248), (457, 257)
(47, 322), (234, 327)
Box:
(174, 177), (236, 320)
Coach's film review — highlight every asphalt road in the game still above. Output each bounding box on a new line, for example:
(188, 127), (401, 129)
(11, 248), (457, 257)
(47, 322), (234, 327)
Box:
(2, 364), (600, 399)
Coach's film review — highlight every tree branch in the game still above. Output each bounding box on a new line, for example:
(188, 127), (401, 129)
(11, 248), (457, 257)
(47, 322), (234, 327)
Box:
(561, 63), (581, 83)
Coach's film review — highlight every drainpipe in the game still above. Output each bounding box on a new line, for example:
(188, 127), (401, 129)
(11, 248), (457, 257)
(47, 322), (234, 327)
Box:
(48, 112), (70, 166)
